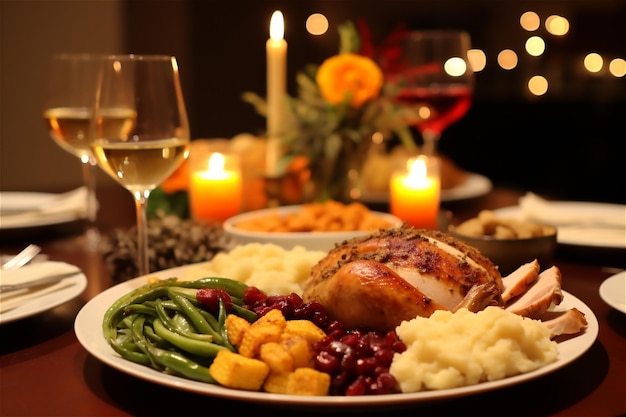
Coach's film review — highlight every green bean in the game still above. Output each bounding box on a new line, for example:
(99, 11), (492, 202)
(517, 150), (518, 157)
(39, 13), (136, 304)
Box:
(230, 304), (258, 322)
(152, 318), (229, 357)
(170, 286), (245, 307)
(169, 291), (225, 343)
(130, 315), (163, 370)
(124, 303), (158, 317)
(154, 299), (214, 342)
(103, 278), (179, 340)
(145, 343), (217, 384)
(109, 339), (151, 366)
(176, 276), (249, 299)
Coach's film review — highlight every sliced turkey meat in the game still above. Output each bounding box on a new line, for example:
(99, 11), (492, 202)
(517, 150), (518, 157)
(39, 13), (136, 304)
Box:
(541, 308), (588, 338)
(504, 266), (563, 318)
(501, 259), (540, 303)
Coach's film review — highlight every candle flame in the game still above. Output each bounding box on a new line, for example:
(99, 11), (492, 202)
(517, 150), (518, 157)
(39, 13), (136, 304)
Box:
(270, 10), (284, 40)
(406, 156), (429, 186)
(208, 152), (225, 173)
(407, 157), (427, 181)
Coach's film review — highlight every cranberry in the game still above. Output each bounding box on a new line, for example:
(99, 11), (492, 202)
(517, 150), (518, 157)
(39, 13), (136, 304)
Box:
(196, 288), (233, 313)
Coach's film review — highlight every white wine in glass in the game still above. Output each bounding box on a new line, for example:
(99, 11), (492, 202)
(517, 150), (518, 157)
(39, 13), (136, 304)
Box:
(43, 53), (104, 249)
(91, 55), (190, 277)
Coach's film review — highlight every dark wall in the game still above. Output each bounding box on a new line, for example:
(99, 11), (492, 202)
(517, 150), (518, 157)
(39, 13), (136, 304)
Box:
(125, 0), (626, 204)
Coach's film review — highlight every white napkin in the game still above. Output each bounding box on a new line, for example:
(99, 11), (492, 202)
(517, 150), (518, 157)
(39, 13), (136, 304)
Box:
(518, 192), (626, 248)
(0, 187), (87, 228)
(0, 261), (82, 313)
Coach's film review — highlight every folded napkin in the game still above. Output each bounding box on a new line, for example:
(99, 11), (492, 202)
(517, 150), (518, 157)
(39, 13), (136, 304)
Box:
(518, 193), (626, 248)
(0, 187), (87, 228)
(0, 261), (82, 313)
(519, 193), (625, 228)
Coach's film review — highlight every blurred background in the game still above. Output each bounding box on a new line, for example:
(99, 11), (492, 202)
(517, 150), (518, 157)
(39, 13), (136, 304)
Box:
(2, 0), (625, 204)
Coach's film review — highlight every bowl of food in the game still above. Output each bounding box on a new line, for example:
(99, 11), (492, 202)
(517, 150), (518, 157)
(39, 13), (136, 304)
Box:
(448, 210), (558, 275)
(223, 201), (403, 252)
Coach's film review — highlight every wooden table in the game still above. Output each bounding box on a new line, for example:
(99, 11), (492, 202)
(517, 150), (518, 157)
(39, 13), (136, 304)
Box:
(1, 186), (624, 416)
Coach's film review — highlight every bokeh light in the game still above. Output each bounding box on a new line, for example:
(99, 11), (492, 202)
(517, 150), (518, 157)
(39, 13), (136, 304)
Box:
(584, 53), (604, 73)
(528, 75), (548, 96)
(525, 36), (545, 56)
(306, 13), (328, 35)
(520, 11), (540, 31)
(468, 49), (486, 71)
(609, 58), (626, 77)
(444, 57), (468, 76)
(497, 49), (518, 70)
(545, 15), (569, 36)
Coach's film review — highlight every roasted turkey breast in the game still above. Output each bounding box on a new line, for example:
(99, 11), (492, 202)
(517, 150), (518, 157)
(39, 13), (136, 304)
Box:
(302, 226), (504, 331)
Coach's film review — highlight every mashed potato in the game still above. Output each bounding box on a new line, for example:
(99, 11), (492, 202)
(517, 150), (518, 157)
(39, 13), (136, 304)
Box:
(181, 243), (326, 296)
(390, 306), (558, 392)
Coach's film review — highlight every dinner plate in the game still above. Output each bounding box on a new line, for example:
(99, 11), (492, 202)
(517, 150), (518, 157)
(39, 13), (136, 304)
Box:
(0, 270), (87, 324)
(493, 204), (626, 249)
(0, 191), (85, 230)
(74, 264), (598, 407)
(599, 271), (626, 314)
(362, 173), (492, 203)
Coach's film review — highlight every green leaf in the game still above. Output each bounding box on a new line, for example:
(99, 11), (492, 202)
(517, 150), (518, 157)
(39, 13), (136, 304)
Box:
(147, 188), (190, 219)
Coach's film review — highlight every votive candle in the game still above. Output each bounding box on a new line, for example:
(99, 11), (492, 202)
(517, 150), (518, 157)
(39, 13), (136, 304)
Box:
(190, 152), (242, 223)
(390, 155), (440, 230)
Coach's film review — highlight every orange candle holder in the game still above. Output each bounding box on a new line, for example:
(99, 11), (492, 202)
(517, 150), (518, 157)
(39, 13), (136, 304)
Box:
(189, 151), (243, 223)
(389, 155), (441, 230)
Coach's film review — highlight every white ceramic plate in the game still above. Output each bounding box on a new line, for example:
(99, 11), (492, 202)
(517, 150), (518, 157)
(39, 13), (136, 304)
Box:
(0, 191), (85, 229)
(493, 204), (626, 249)
(362, 173), (492, 203)
(599, 271), (626, 314)
(0, 271), (87, 324)
(75, 264), (598, 407)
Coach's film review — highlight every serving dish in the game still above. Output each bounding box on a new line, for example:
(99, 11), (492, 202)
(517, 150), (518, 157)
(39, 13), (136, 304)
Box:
(449, 225), (558, 275)
(599, 271), (626, 314)
(75, 263), (598, 407)
(223, 205), (403, 251)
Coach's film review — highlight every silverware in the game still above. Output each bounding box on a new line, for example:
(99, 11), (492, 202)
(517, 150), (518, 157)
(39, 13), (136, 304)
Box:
(0, 271), (79, 293)
(1, 244), (42, 270)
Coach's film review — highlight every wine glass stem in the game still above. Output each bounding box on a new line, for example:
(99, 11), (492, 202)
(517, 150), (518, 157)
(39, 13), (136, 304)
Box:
(422, 130), (440, 156)
(133, 191), (150, 277)
(82, 157), (99, 250)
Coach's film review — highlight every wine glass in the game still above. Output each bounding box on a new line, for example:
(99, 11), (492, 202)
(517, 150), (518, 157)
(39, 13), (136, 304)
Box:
(90, 55), (190, 277)
(43, 53), (105, 250)
(383, 30), (474, 156)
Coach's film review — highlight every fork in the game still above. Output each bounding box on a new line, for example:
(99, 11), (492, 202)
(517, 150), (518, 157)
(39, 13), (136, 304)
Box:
(1, 244), (42, 270)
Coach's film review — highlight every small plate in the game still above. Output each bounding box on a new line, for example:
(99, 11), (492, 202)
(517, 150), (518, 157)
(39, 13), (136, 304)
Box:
(362, 173), (492, 203)
(0, 191), (86, 230)
(599, 271), (626, 313)
(0, 263), (87, 324)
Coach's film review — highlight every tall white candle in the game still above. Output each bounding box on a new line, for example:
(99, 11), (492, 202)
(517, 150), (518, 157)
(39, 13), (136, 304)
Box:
(266, 10), (287, 176)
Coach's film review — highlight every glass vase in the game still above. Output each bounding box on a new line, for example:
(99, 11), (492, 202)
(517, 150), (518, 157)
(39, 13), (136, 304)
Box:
(307, 134), (373, 203)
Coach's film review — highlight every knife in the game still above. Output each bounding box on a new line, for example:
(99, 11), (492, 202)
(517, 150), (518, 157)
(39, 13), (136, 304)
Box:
(0, 271), (80, 293)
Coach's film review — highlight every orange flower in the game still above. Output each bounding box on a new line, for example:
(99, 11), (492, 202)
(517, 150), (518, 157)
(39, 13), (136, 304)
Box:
(316, 53), (383, 108)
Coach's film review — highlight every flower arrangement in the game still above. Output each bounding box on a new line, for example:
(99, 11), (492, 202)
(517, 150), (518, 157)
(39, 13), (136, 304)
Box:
(244, 21), (418, 202)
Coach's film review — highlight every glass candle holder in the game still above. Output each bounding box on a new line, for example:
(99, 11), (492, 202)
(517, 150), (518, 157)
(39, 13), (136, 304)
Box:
(389, 155), (441, 230)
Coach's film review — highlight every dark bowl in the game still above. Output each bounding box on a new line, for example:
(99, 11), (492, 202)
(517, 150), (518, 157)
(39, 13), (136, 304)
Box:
(449, 225), (558, 276)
